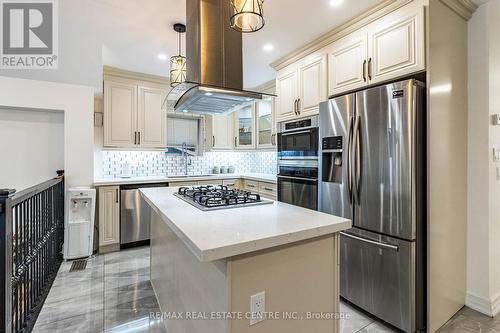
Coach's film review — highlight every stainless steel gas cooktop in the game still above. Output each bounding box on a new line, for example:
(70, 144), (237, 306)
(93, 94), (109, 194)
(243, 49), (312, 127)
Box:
(174, 185), (273, 211)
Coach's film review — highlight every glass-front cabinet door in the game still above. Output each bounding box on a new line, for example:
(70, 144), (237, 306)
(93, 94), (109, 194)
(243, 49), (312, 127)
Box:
(256, 98), (275, 148)
(234, 104), (255, 149)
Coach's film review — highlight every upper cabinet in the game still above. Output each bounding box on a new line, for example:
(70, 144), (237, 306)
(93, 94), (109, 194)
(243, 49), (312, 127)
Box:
(276, 54), (327, 122)
(274, 1), (425, 99)
(256, 97), (276, 149)
(209, 115), (234, 150)
(103, 81), (138, 147)
(137, 86), (167, 148)
(234, 104), (256, 149)
(328, 30), (368, 96)
(367, 2), (425, 85)
(103, 71), (168, 149)
(327, 1), (425, 96)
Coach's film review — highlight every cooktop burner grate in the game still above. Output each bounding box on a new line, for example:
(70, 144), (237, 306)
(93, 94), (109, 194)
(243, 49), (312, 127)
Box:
(174, 185), (273, 210)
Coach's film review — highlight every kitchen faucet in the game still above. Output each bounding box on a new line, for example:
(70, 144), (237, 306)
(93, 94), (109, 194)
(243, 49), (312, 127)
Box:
(182, 142), (189, 175)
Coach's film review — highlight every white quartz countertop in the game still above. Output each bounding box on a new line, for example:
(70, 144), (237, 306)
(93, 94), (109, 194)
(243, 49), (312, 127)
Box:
(140, 187), (351, 262)
(93, 173), (276, 186)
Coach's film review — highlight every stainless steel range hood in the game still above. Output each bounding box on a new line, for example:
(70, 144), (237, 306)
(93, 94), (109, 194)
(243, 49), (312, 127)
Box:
(164, 0), (274, 115)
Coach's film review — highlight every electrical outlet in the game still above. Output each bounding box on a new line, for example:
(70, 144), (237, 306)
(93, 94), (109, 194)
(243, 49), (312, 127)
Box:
(250, 292), (265, 325)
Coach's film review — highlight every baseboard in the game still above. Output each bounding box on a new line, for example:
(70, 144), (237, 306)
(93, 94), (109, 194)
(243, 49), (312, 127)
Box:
(491, 291), (500, 317)
(465, 292), (500, 317)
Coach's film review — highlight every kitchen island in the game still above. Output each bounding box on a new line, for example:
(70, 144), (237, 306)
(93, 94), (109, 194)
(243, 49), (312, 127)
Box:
(140, 187), (351, 333)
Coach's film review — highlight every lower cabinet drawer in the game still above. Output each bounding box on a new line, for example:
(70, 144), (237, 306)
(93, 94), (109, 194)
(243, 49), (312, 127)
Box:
(244, 180), (259, 192)
(259, 182), (277, 199)
(222, 179), (240, 189)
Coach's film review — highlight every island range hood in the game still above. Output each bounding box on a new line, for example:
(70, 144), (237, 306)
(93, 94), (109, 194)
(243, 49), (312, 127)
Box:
(164, 0), (274, 115)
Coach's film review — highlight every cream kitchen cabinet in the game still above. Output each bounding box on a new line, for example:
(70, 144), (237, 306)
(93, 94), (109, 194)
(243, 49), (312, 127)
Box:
(222, 179), (241, 190)
(327, 1), (424, 96)
(234, 104), (256, 149)
(328, 30), (368, 96)
(276, 53), (327, 122)
(103, 81), (137, 147)
(209, 115), (234, 150)
(367, 1), (425, 85)
(104, 80), (167, 149)
(256, 97), (276, 149)
(98, 186), (120, 250)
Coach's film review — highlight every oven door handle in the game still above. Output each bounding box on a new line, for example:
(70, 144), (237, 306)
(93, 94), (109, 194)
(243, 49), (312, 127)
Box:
(280, 129), (314, 136)
(278, 175), (318, 182)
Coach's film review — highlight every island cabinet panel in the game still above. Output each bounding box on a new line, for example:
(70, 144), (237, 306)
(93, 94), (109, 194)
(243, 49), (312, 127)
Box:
(98, 186), (120, 251)
(229, 234), (339, 333)
(150, 211), (230, 333)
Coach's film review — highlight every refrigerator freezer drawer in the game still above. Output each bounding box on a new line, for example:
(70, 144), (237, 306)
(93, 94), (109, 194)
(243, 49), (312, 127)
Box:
(340, 228), (416, 332)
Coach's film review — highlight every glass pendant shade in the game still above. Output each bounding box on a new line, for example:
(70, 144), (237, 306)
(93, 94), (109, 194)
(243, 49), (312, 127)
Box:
(170, 55), (186, 87)
(170, 23), (186, 88)
(230, 0), (265, 33)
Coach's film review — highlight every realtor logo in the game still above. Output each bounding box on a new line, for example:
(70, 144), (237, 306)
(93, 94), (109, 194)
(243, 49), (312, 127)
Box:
(1, 0), (58, 69)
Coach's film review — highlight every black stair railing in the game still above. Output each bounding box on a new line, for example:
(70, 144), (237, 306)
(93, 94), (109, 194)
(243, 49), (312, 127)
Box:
(0, 177), (64, 333)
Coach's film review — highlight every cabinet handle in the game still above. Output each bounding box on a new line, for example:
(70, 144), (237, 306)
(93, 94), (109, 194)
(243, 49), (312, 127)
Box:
(247, 184), (256, 188)
(293, 99), (297, 115)
(138, 132), (141, 145)
(271, 133), (275, 146)
(234, 137), (238, 147)
(263, 187), (274, 191)
(368, 58), (372, 81)
(212, 135), (215, 147)
(115, 189), (119, 203)
(363, 60), (367, 82)
(134, 132), (137, 145)
(297, 98), (301, 115)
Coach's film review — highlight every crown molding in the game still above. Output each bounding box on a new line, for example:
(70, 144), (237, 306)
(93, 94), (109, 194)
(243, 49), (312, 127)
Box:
(270, 0), (414, 71)
(439, 0), (478, 20)
(251, 79), (276, 93)
(103, 65), (170, 86)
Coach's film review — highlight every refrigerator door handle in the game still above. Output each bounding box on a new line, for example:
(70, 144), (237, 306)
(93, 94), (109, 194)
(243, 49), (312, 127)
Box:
(353, 115), (361, 204)
(340, 232), (399, 251)
(347, 116), (354, 203)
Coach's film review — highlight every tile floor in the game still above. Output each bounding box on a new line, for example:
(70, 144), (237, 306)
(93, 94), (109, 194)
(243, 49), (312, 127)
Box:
(32, 246), (498, 333)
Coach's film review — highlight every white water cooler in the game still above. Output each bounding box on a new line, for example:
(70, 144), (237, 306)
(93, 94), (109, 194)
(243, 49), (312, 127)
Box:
(64, 187), (96, 260)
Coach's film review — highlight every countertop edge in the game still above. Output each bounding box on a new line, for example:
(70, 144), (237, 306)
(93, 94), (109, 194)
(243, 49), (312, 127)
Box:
(140, 189), (352, 262)
(94, 173), (277, 186)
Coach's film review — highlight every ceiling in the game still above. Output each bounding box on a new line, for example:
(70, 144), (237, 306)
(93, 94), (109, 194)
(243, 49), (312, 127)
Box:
(86, 0), (389, 88)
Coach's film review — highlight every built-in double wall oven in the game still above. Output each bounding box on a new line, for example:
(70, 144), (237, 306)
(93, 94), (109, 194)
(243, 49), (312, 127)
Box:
(277, 116), (319, 210)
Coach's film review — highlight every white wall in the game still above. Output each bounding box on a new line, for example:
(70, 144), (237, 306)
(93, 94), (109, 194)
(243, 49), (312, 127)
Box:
(0, 77), (94, 189)
(467, 0), (500, 317)
(0, 108), (64, 190)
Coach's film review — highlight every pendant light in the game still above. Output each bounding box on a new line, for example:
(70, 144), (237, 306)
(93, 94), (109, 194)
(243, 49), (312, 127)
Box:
(170, 23), (186, 87)
(230, 0), (265, 33)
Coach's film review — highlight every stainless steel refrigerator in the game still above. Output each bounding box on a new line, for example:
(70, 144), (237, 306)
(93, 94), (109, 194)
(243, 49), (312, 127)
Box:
(319, 79), (426, 333)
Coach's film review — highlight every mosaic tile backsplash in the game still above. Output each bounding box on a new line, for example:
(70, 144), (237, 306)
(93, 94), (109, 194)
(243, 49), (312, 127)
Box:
(100, 151), (277, 178)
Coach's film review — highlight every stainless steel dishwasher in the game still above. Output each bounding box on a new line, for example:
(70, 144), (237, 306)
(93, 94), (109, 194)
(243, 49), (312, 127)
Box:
(120, 183), (168, 247)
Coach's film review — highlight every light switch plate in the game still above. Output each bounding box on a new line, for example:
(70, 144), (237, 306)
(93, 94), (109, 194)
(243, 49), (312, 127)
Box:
(493, 148), (500, 163)
(250, 292), (265, 325)
(493, 114), (500, 126)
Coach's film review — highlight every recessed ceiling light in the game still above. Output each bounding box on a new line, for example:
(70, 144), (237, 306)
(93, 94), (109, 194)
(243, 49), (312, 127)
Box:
(157, 53), (168, 61)
(262, 43), (274, 52)
(329, 0), (343, 7)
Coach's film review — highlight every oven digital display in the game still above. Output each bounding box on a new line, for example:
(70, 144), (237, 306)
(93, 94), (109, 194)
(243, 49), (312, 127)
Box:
(285, 119), (312, 130)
